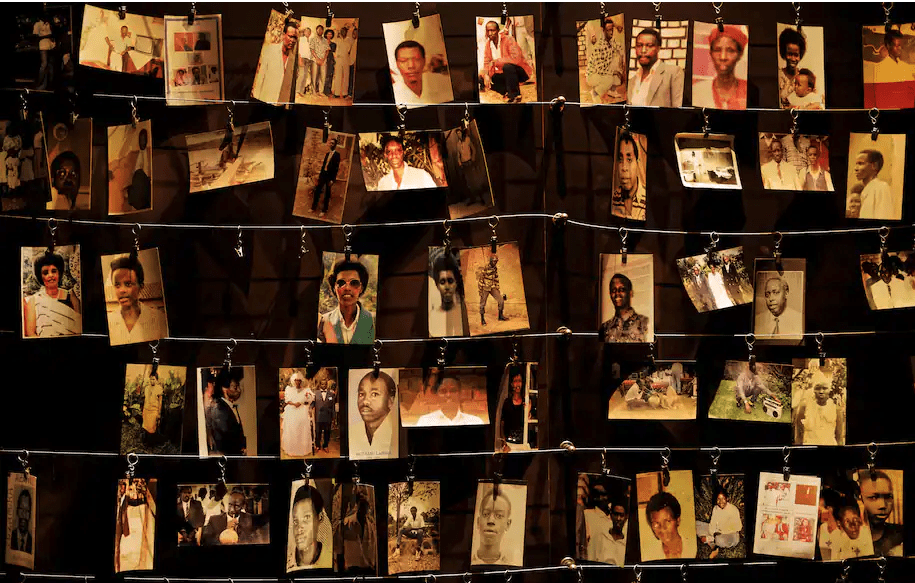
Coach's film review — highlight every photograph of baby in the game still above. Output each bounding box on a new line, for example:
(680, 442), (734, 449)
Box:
(293, 128), (355, 224)
(695, 474), (746, 559)
(383, 14), (454, 106)
(293, 17), (359, 106)
(387, 480), (440, 573)
(280, 367), (340, 459)
(195, 366), (258, 457)
(576, 13), (627, 105)
(186, 121), (274, 194)
(777, 24), (825, 109)
(358, 131), (447, 192)
(859, 250), (915, 310)
(79, 5), (164, 76)
(44, 116), (92, 210)
(598, 253), (653, 343)
(627, 20), (685, 107)
(398, 366), (488, 427)
(475, 15), (537, 104)
(675, 133), (742, 189)
(636, 469), (697, 560)
(286, 478), (334, 571)
(5, 472), (36, 569)
(608, 362), (697, 420)
(101, 248), (168, 346)
(120, 363), (186, 455)
(759, 133), (833, 191)
(470, 481), (527, 566)
(164, 14), (224, 105)
(428, 246), (469, 337)
(575, 473), (631, 565)
(708, 360), (792, 423)
(21, 245), (82, 338)
(317, 252), (379, 344)
(692, 22), (749, 110)
(348, 368), (400, 460)
(863, 23), (915, 109)
(461, 242), (530, 336)
(677, 246), (753, 312)
(611, 128), (647, 221)
(792, 358), (847, 446)
(493, 362), (538, 452)
(753, 259), (805, 344)
(177, 483), (270, 546)
(443, 119), (493, 220)
(107, 120), (152, 215)
(845, 133), (905, 221)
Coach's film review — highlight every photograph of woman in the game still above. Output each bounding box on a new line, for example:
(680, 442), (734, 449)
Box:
(777, 24), (825, 109)
(281, 370), (315, 459)
(494, 362), (538, 452)
(114, 478), (157, 573)
(692, 22), (749, 110)
(21, 245), (82, 338)
(500, 363), (525, 447)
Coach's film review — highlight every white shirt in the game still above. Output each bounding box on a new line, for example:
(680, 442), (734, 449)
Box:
(298, 35), (312, 59)
(761, 159), (799, 190)
(800, 398), (838, 445)
(429, 303), (465, 337)
(107, 303), (167, 346)
(349, 410), (398, 460)
(628, 59), (661, 106)
(583, 508), (626, 565)
(414, 408), (484, 427)
(402, 514), (425, 529)
(336, 303), (360, 344)
(756, 305), (803, 339)
(875, 56), (915, 83)
(708, 502), (742, 535)
(393, 70), (454, 106)
(376, 164), (437, 191)
(787, 91), (824, 109)
(471, 546), (520, 567)
(859, 178), (895, 220)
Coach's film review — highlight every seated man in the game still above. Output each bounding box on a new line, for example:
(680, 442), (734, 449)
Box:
(479, 20), (533, 103)
(394, 506), (426, 561)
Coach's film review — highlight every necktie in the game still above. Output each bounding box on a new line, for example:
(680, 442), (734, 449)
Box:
(777, 164), (782, 180)
(321, 152), (330, 171)
(233, 404), (243, 430)
(772, 317), (780, 335)
(185, 503), (190, 519)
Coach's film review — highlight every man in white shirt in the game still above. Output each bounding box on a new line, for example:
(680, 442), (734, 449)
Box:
(376, 135), (437, 191)
(611, 132), (646, 221)
(627, 28), (684, 107)
(760, 139), (799, 190)
(799, 143), (834, 191)
(296, 27), (314, 95)
(853, 149), (896, 220)
(106, 25), (133, 72)
(310, 25), (330, 96)
(349, 370), (398, 460)
(393, 506), (426, 561)
(415, 375), (484, 427)
(391, 40), (454, 105)
(755, 274), (803, 340)
(106, 254), (168, 346)
(875, 30), (915, 84)
(582, 485), (627, 565)
(252, 20), (298, 103)
(428, 253), (466, 337)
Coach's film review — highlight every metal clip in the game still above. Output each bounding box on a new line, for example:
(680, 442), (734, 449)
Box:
(234, 226), (245, 258)
(510, 335), (520, 363)
(867, 442), (879, 481)
(438, 338), (449, 367)
(326, 2), (334, 27)
(372, 339), (382, 377)
(19, 450), (31, 476)
(323, 108), (331, 142)
(790, 108), (799, 135)
(489, 215), (500, 254)
(601, 448), (612, 476)
(118, 5), (127, 19)
(150, 340), (160, 366)
(599, 2), (608, 20)
(283, 1), (293, 18)
(352, 460), (361, 484)
(782, 446), (791, 481)
(47, 218), (58, 252)
(397, 104), (407, 140)
(681, 565), (688, 583)
(879, 225), (890, 253)
(20, 89), (29, 121)
(814, 332), (826, 366)
(218, 455), (228, 484)
(126, 452), (139, 478)
(188, 2), (196, 25)
(302, 461), (313, 481)
(660, 446), (671, 486)
(443, 219), (452, 254)
(884, 2), (894, 33)
(705, 231), (720, 263)
(633, 565), (642, 583)
(713, 1), (724, 32)
(877, 556), (887, 583)
(620, 227), (629, 264)
(226, 101), (236, 136)
(702, 107), (711, 138)
(501, 2), (508, 25)
(131, 223), (142, 255)
(773, 231), (783, 271)
(406, 454), (416, 494)
(224, 339), (237, 369)
(343, 224), (353, 261)
(654, 2), (663, 28)
(793, 2), (803, 32)
(623, 105), (631, 132)
(69, 91), (80, 124)
(412, 2), (421, 28)
(835, 559), (851, 583)
(870, 107), (880, 141)
(746, 333), (756, 365)
(299, 226), (309, 259)
(130, 96), (139, 128)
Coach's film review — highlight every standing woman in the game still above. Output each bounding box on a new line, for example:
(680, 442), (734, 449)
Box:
(778, 28), (806, 107)
(692, 26), (748, 110)
(23, 250), (82, 337)
(322, 29), (336, 96)
(498, 364), (526, 450)
(282, 372), (315, 457)
(142, 370), (163, 444)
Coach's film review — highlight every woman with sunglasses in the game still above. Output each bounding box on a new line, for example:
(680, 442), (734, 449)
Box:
(317, 257), (375, 344)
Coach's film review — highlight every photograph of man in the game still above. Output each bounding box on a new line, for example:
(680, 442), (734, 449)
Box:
(102, 249), (168, 346)
(336, 483), (377, 572)
(760, 136), (800, 190)
(470, 482), (527, 566)
(358, 131), (446, 192)
(599, 254), (653, 343)
(428, 247), (468, 337)
(348, 368), (400, 460)
(863, 25), (915, 109)
(576, 14), (627, 105)
(213, 369), (251, 456)
(383, 14), (454, 106)
(200, 487), (268, 546)
(443, 120), (494, 220)
(627, 26), (684, 107)
(791, 361), (847, 446)
(695, 476), (745, 559)
(708, 360), (792, 423)
(252, 11), (299, 104)
(461, 243), (530, 336)
(5, 473), (36, 569)
(846, 133), (905, 220)
(611, 129), (647, 221)
(114, 478), (156, 573)
(379, 135), (435, 191)
(79, 5), (165, 77)
(860, 251), (915, 310)
(44, 116), (91, 211)
(637, 470), (698, 561)
(398, 367), (488, 427)
(413, 373), (485, 427)
(293, 129), (354, 224)
(313, 373), (339, 456)
(798, 139), (835, 191)
(11, 489), (33, 553)
(857, 470), (904, 556)
(575, 473), (630, 565)
(20, 245), (82, 338)
(176, 486), (205, 546)
(754, 268), (805, 343)
(317, 252), (378, 345)
(777, 24), (826, 109)
(286, 479), (333, 571)
(692, 22), (749, 110)
(107, 120), (152, 215)
(387, 480), (440, 573)
(476, 17), (536, 104)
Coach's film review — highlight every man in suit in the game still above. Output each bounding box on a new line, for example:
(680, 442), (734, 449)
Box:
(10, 489), (32, 553)
(210, 373), (247, 456)
(177, 486), (206, 545)
(685, 264), (716, 311)
(627, 28), (684, 107)
(202, 491), (255, 545)
(314, 380), (336, 453)
(720, 254), (743, 302)
(310, 137), (341, 218)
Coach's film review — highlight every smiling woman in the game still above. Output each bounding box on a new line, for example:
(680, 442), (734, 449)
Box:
(21, 245), (82, 338)
(317, 252), (378, 345)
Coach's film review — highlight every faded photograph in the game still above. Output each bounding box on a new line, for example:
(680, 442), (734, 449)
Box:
(792, 358), (847, 446)
(428, 246), (468, 337)
(280, 367), (340, 459)
(45, 116), (92, 210)
(577, 14), (627, 105)
(164, 14), (224, 105)
(120, 363), (186, 455)
(294, 17), (359, 106)
(101, 248), (168, 346)
(476, 16), (537, 104)
(115, 478), (156, 572)
(777, 24), (825, 109)
(195, 366), (258, 457)
(443, 119), (493, 219)
(5, 472), (36, 569)
(387, 481), (440, 573)
(286, 478), (334, 571)
(177, 483), (270, 546)
(695, 474), (745, 559)
(293, 128), (355, 224)
(608, 362), (697, 420)
(677, 246), (753, 312)
(493, 362), (538, 452)
(251, 10), (300, 104)
(692, 21), (749, 110)
(79, 5), (164, 76)
(759, 133), (833, 191)
(755, 472), (820, 559)
(599, 253), (653, 343)
(753, 260), (805, 343)
(334, 483), (378, 573)
(461, 242), (530, 336)
(575, 473), (631, 565)
(863, 24), (915, 109)
(708, 360), (792, 423)
(318, 252), (378, 345)
(186, 121), (274, 194)
(348, 368), (400, 460)
(21, 245), (82, 338)
(636, 470), (698, 560)
(1, 114), (50, 212)
(845, 133), (905, 220)
(675, 132), (741, 189)
(611, 128), (647, 221)
(358, 131), (447, 192)
(627, 20), (686, 106)
(108, 120), (152, 214)
(12, 5), (74, 92)
(383, 14), (454, 106)
(399, 366), (488, 427)
(859, 251), (915, 310)
(470, 481), (527, 566)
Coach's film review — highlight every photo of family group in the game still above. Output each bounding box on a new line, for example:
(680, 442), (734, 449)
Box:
(677, 247), (753, 312)
(758, 133), (832, 191)
(1, 114), (50, 212)
(777, 24), (825, 109)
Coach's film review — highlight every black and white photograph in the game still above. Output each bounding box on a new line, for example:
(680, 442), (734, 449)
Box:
(358, 131), (447, 192)
(859, 251), (915, 310)
(846, 133), (905, 220)
(286, 478), (335, 571)
(475, 16), (537, 104)
(754, 472), (820, 559)
(428, 246), (468, 337)
(708, 360), (792, 424)
(777, 24), (826, 109)
(577, 14), (627, 105)
(176, 484), (270, 546)
(636, 470), (698, 560)
(443, 120), (493, 220)
(398, 366), (488, 427)
(853, 469), (904, 557)
(280, 367), (340, 459)
(114, 478), (156, 572)
(691, 22), (749, 110)
(251, 10), (300, 104)
(470, 481), (527, 566)
(493, 362), (538, 452)
(1, 114), (50, 212)
(164, 14), (224, 105)
(598, 253), (653, 343)
(675, 133), (742, 189)
(695, 474), (746, 559)
(575, 473), (631, 565)
(387, 481), (440, 573)
(318, 252), (379, 344)
(627, 19), (686, 107)
(348, 368), (400, 460)
(293, 128), (355, 224)
(107, 120), (152, 215)
(792, 358), (847, 446)
(195, 366), (258, 457)
(293, 16), (359, 106)
(676, 246), (753, 312)
(44, 116), (92, 210)
(101, 248), (169, 346)
(608, 362), (698, 420)
(383, 14), (454, 106)
(79, 5), (164, 77)
(5, 472), (36, 569)
(186, 121), (274, 194)
(21, 245), (82, 338)
(863, 23), (915, 109)
(753, 259), (806, 344)
(759, 133), (833, 191)
(120, 363), (187, 455)
(335, 483), (378, 573)
(611, 128), (647, 221)
(12, 5), (74, 92)
(461, 242), (530, 337)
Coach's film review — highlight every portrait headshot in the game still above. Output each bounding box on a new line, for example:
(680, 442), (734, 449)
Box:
(708, 360), (792, 423)
(461, 242), (531, 336)
(286, 478), (334, 571)
(387, 480), (441, 573)
(443, 119), (494, 219)
(398, 366), (488, 427)
(358, 131), (446, 192)
(78, 5), (164, 76)
(627, 21), (685, 107)
(576, 13), (627, 105)
(280, 367), (340, 459)
(186, 121), (275, 194)
(5, 472), (36, 569)
(675, 133), (741, 189)
(575, 473), (631, 565)
(608, 362), (698, 420)
(493, 362), (539, 452)
(754, 472), (820, 559)
(692, 21), (749, 110)
(845, 133), (905, 220)
(251, 10), (300, 104)
(120, 363), (187, 455)
(348, 368), (400, 460)
(317, 252), (379, 345)
(427, 246), (468, 337)
(293, 128), (355, 224)
(335, 483), (378, 572)
(636, 470), (698, 561)
(476, 15), (537, 104)
(114, 478), (156, 573)
(164, 14), (224, 105)
(195, 366), (258, 457)
(859, 251), (915, 310)
(178, 483), (270, 546)
(753, 261), (805, 343)
(598, 253), (653, 343)
(101, 248), (168, 346)
(383, 14), (454, 106)
(470, 481), (527, 566)
(777, 24), (825, 109)
(863, 24), (915, 109)
(293, 16), (359, 106)
(611, 128), (648, 221)
(791, 358), (847, 446)
(45, 117), (92, 210)
(853, 468), (904, 556)
(20, 245), (82, 338)
(677, 246), (753, 313)
(695, 474), (745, 559)
(107, 120), (152, 215)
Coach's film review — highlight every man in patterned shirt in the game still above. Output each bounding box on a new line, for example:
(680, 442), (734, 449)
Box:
(599, 273), (649, 343)
(476, 250), (508, 326)
(585, 17), (626, 104)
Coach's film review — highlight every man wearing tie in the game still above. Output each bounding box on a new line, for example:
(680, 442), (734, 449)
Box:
(10, 490), (33, 553)
(314, 380), (336, 454)
(685, 264), (716, 311)
(177, 486), (206, 545)
(755, 275), (802, 339)
(760, 139), (799, 191)
(202, 490), (255, 545)
(311, 137), (341, 218)
(211, 373), (247, 456)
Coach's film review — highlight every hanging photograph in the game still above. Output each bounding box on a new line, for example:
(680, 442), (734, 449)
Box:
(708, 360), (792, 423)
(461, 242), (530, 336)
(5, 472), (36, 569)
(576, 13), (627, 105)
(186, 121), (275, 194)
(627, 20), (686, 107)
(845, 133), (905, 220)
(177, 483), (270, 546)
(114, 478), (156, 572)
(611, 127), (648, 221)
(348, 368), (400, 460)
(102, 248), (169, 346)
(293, 16), (359, 106)
(691, 21), (749, 110)
(608, 362), (698, 420)
(859, 250), (915, 310)
(108, 120), (152, 215)
(470, 481), (527, 566)
(753, 258), (806, 344)
(1, 113), (50, 213)
(674, 133), (741, 189)
(398, 366), (488, 427)
(695, 474), (746, 559)
(45, 116), (92, 210)
(280, 367), (340, 459)
(493, 362), (539, 452)
(475, 15), (537, 104)
(791, 358), (847, 446)
(195, 366), (258, 457)
(383, 14), (454, 106)
(12, 5), (74, 92)
(575, 473), (631, 565)
(120, 363), (187, 455)
(20, 245), (82, 338)
(164, 13), (225, 106)
(851, 469), (904, 557)
(443, 119), (494, 220)
(428, 246), (469, 337)
(676, 246), (753, 312)
(759, 133), (833, 191)
(335, 482), (378, 573)
(863, 23), (915, 109)
(251, 10), (300, 104)
(598, 253), (653, 343)
(79, 5), (164, 76)
(636, 469), (698, 560)
(293, 128), (356, 224)
(286, 478), (335, 571)
(358, 131), (447, 192)
(388, 481), (441, 573)
(317, 251), (378, 344)
(754, 472), (820, 559)
(777, 23), (825, 109)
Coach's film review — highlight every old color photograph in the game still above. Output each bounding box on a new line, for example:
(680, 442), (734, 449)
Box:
(293, 128), (355, 223)
(286, 478), (335, 571)
(461, 242), (530, 336)
(475, 16), (537, 104)
(577, 13), (627, 105)
(280, 367), (340, 459)
(12, 5), (74, 92)
(611, 128), (648, 221)
(398, 366), (488, 427)
(792, 358), (847, 446)
(759, 133), (833, 191)
(195, 366), (258, 457)
(859, 251), (915, 310)
(575, 473), (631, 565)
(443, 120), (493, 219)
(164, 14), (224, 105)
(120, 363), (186, 455)
(251, 10), (300, 104)
(493, 362), (538, 452)
(845, 133), (905, 220)
(599, 253), (653, 343)
(708, 360), (792, 423)
(383, 14), (454, 106)
(318, 252), (378, 344)
(470, 481), (527, 566)
(863, 24), (915, 109)
(20, 245), (82, 338)
(627, 19), (686, 107)
(692, 21), (749, 110)
(753, 259), (806, 344)
(777, 24), (825, 109)
(79, 5), (164, 76)
(114, 478), (156, 572)
(754, 472), (820, 559)
(348, 368), (400, 460)
(636, 470), (698, 560)
(101, 248), (168, 346)
(45, 116), (92, 210)
(695, 474), (746, 559)
(388, 481), (440, 573)
(358, 131), (447, 192)
(1, 114), (50, 212)
(5, 472), (36, 569)
(335, 483), (378, 572)
(608, 362), (697, 420)
(186, 121), (274, 194)
(108, 120), (152, 215)
(675, 133), (741, 189)
(677, 246), (753, 312)
(294, 17), (359, 106)
(177, 483), (270, 546)
(428, 246), (469, 337)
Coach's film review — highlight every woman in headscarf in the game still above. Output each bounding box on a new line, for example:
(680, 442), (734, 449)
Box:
(693, 25), (748, 110)
(22, 250), (82, 337)
(282, 371), (315, 457)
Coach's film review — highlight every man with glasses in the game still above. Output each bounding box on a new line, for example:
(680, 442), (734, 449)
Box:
(627, 28), (684, 107)
(318, 257), (375, 344)
(429, 253), (466, 337)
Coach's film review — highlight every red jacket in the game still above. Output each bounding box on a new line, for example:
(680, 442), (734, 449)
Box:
(482, 32), (533, 78)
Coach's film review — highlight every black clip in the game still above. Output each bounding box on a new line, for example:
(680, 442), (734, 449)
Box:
(149, 340), (160, 367)
(372, 339), (382, 378)
(867, 442), (878, 481)
(816, 332), (826, 367)
(226, 101), (236, 137)
(705, 231), (719, 263)
(323, 108), (331, 143)
(648, 342), (656, 367)
(489, 216), (499, 254)
(773, 231), (783, 272)
(660, 447), (671, 487)
(406, 454), (416, 495)
(619, 227), (628, 264)
(714, 2), (724, 32)
(870, 108), (880, 141)
(20, 89), (29, 122)
(412, 2), (421, 28)
(884, 2), (893, 34)
(397, 105), (407, 141)
(701, 107), (711, 139)
(326, 2), (334, 27)
(746, 333), (756, 366)
(442, 219), (452, 256)
(601, 448), (612, 476)
(654, 2), (663, 29)
(501, 2), (508, 25)
(793, 2), (802, 33)
(118, 5), (127, 19)
(47, 217), (58, 253)
(437, 338), (449, 368)
(491, 452), (505, 499)
(550, 95), (566, 115)
(188, 2), (196, 25)
(782, 446), (791, 482)
(68, 91), (80, 125)
(709, 447), (721, 489)
(352, 460), (360, 485)
(342, 224), (353, 261)
(130, 223), (142, 258)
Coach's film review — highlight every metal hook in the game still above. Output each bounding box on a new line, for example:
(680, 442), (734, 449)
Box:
(623, 104), (631, 131)
(868, 442), (879, 481)
(443, 219), (452, 250)
(550, 95), (566, 113)
(218, 454), (228, 483)
(234, 225), (245, 258)
(619, 226), (629, 263)
(412, 2), (421, 27)
(20, 90), (29, 121)
(130, 96), (139, 126)
(326, 2), (334, 27)
(132, 223), (142, 253)
(710, 446), (721, 467)
(503, 571), (512, 583)
(299, 226), (309, 259)
(343, 224), (354, 260)
(501, 1), (508, 25)
(463, 574), (473, 583)
(126, 452), (139, 478)
(226, 101), (236, 134)
(150, 340), (160, 364)
(816, 331), (826, 365)
(870, 107), (880, 141)
(681, 565), (688, 583)
(653, 2), (663, 27)
(790, 108), (799, 134)
(224, 338), (237, 368)
(303, 461), (313, 480)
(47, 217), (58, 249)
(633, 565), (643, 583)
(660, 446), (671, 469)
(372, 339), (382, 376)
(19, 450), (30, 475)
(601, 448), (611, 475)
(438, 338), (449, 367)
(188, 2), (196, 25)
(879, 225), (890, 251)
(782, 446), (791, 481)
